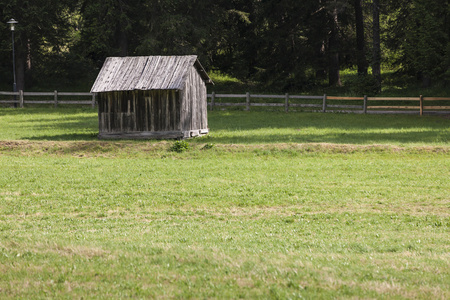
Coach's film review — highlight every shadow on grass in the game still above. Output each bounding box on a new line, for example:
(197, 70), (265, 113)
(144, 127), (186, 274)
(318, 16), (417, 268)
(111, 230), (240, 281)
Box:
(0, 106), (96, 116)
(0, 107), (98, 141)
(2, 108), (449, 145)
(23, 134), (98, 141)
(200, 130), (448, 145)
(201, 111), (449, 145)
(208, 111), (448, 129)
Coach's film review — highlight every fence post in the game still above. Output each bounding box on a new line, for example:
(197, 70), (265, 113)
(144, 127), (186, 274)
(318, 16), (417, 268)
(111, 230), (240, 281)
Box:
(322, 94), (327, 113)
(363, 95), (367, 114)
(211, 91), (215, 111)
(246, 92), (250, 111)
(285, 93), (289, 113)
(92, 93), (96, 108)
(419, 95), (423, 116)
(19, 90), (24, 108)
(54, 90), (58, 108)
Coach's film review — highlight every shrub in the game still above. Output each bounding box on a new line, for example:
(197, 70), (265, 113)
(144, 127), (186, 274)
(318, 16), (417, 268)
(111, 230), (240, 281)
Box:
(170, 140), (190, 153)
(346, 74), (380, 96)
(201, 143), (214, 150)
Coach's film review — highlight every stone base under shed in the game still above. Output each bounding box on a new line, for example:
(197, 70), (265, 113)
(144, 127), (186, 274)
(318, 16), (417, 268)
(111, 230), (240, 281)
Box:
(98, 129), (209, 140)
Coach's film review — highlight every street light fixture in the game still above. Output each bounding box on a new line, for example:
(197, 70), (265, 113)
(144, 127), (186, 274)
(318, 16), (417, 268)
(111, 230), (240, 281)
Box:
(7, 19), (18, 107)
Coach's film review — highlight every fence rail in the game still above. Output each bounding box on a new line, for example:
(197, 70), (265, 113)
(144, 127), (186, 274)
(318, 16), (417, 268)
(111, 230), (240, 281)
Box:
(0, 90), (96, 108)
(1, 90), (449, 115)
(208, 92), (450, 115)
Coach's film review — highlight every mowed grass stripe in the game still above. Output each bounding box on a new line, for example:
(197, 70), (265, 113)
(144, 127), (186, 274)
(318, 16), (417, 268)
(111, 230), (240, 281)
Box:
(1, 153), (449, 212)
(0, 108), (449, 298)
(0, 152), (449, 298)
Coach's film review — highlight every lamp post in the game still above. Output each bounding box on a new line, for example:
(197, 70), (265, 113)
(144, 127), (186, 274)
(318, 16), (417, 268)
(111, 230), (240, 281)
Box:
(7, 19), (18, 107)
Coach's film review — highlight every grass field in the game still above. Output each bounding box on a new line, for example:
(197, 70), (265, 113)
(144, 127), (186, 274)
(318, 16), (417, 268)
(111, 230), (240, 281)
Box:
(0, 108), (449, 298)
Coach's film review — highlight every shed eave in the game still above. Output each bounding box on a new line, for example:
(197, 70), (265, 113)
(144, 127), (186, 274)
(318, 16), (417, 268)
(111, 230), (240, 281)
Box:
(193, 59), (214, 85)
(93, 87), (184, 93)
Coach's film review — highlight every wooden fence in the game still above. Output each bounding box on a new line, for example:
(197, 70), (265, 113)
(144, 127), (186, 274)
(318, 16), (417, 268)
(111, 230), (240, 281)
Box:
(0, 90), (96, 108)
(1, 90), (449, 115)
(208, 92), (450, 115)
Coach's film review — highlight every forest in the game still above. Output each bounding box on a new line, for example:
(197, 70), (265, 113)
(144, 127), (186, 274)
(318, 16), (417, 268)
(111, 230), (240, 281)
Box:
(0, 0), (449, 94)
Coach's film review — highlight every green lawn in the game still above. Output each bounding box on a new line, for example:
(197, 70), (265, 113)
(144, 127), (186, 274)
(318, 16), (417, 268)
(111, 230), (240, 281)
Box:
(0, 107), (448, 146)
(0, 108), (449, 298)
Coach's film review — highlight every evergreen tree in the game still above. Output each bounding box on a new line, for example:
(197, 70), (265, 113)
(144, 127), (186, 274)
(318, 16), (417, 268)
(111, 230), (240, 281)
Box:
(372, 0), (381, 89)
(1, 0), (78, 90)
(1, 0), (448, 91)
(354, 0), (367, 75)
(384, 0), (449, 87)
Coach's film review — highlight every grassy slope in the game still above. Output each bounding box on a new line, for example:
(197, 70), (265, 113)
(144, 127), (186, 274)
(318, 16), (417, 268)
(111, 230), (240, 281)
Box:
(0, 108), (449, 298)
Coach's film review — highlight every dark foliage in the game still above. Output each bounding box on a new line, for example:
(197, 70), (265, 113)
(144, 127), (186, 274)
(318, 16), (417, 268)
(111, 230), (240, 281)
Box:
(1, 0), (449, 92)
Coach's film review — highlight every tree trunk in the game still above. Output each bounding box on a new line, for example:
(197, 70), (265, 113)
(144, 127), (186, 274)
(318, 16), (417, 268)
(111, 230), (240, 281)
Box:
(315, 40), (327, 80)
(372, 0), (381, 89)
(422, 73), (432, 88)
(329, 4), (341, 87)
(15, 45), (27, 92)
(354, 0), (367, 75)
(117, 29), (128, 56)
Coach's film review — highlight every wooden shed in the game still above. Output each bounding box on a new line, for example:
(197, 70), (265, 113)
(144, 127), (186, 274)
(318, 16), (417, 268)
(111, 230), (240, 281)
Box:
(90, 55), (213, 139)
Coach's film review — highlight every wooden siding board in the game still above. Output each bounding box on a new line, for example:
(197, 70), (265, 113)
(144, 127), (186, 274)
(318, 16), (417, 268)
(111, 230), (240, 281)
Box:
(186, 70), (193, 130)
(135, 92), (143, 131)
(161, 91), (166, 131)
(153, 91), (158, 131)
(172, 90), (177, 130)
(200, 77), (207, 129)
(189, 69), (195, 130)
(196, 68), (204, 129)
(192, 70), (196, 129)
(150, 92), (155, 131)
(165, 91), (170, 130)
(184, 66), (208, 131)
(167, 91), (171, 130)
(186, 82), (192, 131)
(177, 91), (182, 131)
(183, 84), (188, 132)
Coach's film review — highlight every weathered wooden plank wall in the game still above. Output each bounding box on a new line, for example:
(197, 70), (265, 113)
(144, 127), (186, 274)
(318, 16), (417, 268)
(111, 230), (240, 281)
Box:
(181, 66), (208, 133)
(98, 90), (181, 134)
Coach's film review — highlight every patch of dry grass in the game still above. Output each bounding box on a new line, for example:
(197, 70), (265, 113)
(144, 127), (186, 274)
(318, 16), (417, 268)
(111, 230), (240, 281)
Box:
(1, 140), (449, 159)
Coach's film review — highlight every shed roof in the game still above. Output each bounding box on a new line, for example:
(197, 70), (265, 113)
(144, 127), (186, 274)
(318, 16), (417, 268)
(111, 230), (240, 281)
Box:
(91, 55), (212, 93)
